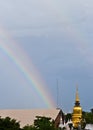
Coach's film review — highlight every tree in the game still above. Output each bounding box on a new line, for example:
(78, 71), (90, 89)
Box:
(23, 125), (36, 130)
(65, 113), (72, 123)
(34, 116), (56, 130)
(23, 116), (58, 130)
(0, 116), (21, 130)
(82, 111), (93, 124)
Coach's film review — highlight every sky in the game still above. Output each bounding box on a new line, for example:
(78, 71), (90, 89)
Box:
(0, 0), (93, 112)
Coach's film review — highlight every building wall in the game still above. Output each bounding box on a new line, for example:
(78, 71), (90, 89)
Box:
(54, 109), (64, 128)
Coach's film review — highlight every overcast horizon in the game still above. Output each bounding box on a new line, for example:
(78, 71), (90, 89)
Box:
(0, 0), (93, 112)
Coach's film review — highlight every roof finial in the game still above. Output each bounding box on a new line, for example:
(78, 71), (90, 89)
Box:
(75, 84), (80, 102)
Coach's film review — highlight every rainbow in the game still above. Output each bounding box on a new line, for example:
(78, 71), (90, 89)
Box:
(0, 28), (55, 108)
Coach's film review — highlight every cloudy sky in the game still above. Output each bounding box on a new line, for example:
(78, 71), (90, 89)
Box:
(0, 0), (93, 112)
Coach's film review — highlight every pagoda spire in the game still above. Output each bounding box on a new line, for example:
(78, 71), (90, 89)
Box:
(75, 86), (80, 102)
(75, 85), (80, 106)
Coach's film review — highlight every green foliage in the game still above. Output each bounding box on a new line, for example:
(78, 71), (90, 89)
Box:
(34, 116), (56, 130)
(23, 125), (36, 130)
(0, 116), (21, 130)
(65, 113), (72, 123)
(0, 116), (58, 130)
(82, 111), (93, 124)
(91, 108), (93, 114)
(23, 116), (58, 130)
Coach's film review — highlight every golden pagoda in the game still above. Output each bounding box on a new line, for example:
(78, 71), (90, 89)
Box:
(72, 87), (82, 129)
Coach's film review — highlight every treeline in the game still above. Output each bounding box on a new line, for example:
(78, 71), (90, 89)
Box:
(0, 116), (58, 130)
(0, 111), (93, 130)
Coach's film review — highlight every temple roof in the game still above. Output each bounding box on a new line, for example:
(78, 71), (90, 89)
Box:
(0, 108), (61, 127)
